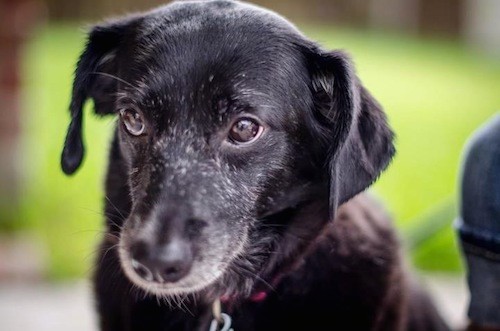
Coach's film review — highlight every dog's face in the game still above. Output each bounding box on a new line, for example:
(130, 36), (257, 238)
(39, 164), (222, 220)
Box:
(62, 0), (394, 301)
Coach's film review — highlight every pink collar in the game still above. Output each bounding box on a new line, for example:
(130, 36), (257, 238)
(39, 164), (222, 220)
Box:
(248, 291), (268, 302)
(220, 272), (285, 305)
(220, 290), (268, 304)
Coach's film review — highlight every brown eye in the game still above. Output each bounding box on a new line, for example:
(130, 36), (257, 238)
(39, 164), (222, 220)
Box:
(228, 118), (263, 144)
(120, 109), (145, 136)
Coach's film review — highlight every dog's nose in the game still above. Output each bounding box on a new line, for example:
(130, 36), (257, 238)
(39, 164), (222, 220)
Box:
(130, 239), (193, 283)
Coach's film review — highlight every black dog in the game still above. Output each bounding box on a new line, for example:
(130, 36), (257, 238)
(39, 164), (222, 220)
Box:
(61, 1), (450, 330)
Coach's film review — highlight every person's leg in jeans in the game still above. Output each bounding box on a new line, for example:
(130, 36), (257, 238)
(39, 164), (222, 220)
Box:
(456, 113), (500, 331)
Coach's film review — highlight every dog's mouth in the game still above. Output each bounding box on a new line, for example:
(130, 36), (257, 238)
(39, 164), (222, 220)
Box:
(116, 201), (321, 301)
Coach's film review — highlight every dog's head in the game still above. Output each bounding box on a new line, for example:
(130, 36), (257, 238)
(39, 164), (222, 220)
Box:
(62, 0), (394, 301)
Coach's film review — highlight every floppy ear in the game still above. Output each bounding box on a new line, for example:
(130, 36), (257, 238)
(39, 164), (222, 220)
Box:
(304, 47), (395, 218)
(61, 16), (140, 175)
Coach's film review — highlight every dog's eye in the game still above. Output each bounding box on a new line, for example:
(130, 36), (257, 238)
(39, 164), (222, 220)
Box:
(120, 109), (145, 136)
(228, 118), (263, 144)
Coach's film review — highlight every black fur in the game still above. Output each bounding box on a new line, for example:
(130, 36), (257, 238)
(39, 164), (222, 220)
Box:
(62, 1), (450, 330)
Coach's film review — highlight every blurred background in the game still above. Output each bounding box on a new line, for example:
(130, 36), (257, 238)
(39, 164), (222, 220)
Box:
(0, 0), (499, 329)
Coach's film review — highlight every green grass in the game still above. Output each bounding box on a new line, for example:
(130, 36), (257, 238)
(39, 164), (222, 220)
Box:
(20, 24), (115, 278)
(15, 23), (500, 279)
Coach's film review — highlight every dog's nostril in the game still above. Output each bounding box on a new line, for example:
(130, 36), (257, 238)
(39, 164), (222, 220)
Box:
(155, 240), (193, 283)
(158, 259), (191, 283)
(130, 241), (156, 282)
(131, 259), (154, 282)
(165, 265), (181, 275)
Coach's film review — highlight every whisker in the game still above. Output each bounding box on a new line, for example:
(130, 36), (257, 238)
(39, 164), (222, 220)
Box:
(90, 71), (136, 88)
(78, 206), (126, 225)
(105, 196), (127, 220)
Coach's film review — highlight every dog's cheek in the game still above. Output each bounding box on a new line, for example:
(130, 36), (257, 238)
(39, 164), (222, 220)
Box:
(201, 195), (253, 263)
(117, 132), (156, 203)
(117, 128), (134, 165)
(117, 127), (150, 165)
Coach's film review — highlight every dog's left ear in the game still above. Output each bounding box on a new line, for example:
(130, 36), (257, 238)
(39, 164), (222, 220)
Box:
(303, 46), (395, 218)
(61, 16), (140, 175)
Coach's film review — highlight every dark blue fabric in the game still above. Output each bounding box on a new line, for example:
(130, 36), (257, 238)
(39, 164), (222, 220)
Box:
(456, 113), (500, 327)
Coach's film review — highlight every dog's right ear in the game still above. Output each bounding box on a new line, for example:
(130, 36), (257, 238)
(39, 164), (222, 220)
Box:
(61, 16), (140, 175)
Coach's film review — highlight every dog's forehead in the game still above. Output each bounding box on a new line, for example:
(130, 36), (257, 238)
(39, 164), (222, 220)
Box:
(141, 0), (302, 40)
(126, 1), (307, 95)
